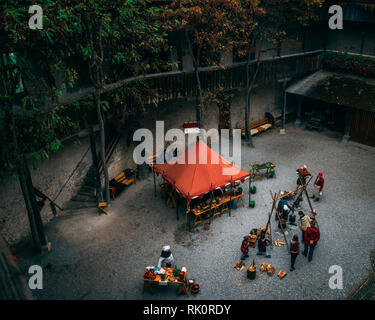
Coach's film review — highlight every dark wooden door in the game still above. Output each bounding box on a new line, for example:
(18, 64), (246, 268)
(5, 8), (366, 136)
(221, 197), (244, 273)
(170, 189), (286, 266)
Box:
(350, 109), (375, 147)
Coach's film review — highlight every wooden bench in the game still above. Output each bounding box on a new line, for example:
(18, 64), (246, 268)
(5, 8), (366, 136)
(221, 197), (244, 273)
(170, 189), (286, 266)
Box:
(109, 169), (135, 199)
(241, 117), (272, 137)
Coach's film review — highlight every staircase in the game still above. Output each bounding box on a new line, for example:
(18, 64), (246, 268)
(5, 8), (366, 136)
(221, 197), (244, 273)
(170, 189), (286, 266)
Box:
(61, 134), (121, 216)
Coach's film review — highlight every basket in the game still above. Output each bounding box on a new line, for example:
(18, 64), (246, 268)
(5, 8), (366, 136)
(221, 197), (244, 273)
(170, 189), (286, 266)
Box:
(191, 284), (200, 294)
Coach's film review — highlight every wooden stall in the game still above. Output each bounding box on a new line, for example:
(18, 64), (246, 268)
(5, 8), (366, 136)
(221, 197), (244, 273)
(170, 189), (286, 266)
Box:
(153, 140), (250, 231)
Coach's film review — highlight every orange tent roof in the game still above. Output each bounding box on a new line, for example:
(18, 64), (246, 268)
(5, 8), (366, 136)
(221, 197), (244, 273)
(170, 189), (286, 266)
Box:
(153, 140), (250, 200)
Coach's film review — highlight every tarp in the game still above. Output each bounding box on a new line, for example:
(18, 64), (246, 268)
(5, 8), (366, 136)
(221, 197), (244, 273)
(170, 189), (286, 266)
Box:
(153, 140), (250, 201)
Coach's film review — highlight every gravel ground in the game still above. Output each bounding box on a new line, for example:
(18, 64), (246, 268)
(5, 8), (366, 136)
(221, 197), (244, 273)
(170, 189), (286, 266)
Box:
(19, 125), (375, 300)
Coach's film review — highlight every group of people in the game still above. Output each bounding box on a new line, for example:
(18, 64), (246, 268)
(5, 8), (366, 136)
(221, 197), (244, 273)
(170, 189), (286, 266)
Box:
(289, 211), (320, 271)
(240, 164), (323, 272)
(241, 230), (271, 261)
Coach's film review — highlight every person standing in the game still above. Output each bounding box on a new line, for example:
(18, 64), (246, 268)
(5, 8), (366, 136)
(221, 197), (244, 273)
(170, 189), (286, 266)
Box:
(289, 234), (300, 271)
(278, 204), (290, 230)
(297, 211), (311, 244)
(296, 165), (311, 186)
(303, 221), (320, 262)
(157, 245), (175, 268)
(257, 231), (271, 258)
(312, 172), (325, 201)
(240, 236), (251, 260)
(275, 196), (294, 221)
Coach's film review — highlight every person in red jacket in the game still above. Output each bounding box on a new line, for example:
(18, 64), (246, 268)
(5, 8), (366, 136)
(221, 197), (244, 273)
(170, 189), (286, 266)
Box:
(296, 164), (311, 186)
(241, 236), (251, 260)
(289, 234), (300, 271)
(303, 221), (320, 262)
(312, 172), (324, 201)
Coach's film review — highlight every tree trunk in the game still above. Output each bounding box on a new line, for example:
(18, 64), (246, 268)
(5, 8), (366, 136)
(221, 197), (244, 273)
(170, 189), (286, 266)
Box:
(95, 89), (110, 204)
(185, 32), (203, 126)
(23, 158), (48, 247)
(10, 98), (42, 253)
(90, 127), (104, 203)
(244, 57), (251, 143)
(245, 46), (261, 148)
(194, 64), (203, 124)
(18, 167), (42, 254)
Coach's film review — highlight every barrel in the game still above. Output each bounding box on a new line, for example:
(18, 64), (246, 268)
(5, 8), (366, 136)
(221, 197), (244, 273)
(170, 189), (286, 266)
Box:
(247, 266), (256, 280)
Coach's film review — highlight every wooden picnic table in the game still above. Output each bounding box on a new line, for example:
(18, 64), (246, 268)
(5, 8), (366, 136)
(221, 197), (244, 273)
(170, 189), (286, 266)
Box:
(143, 267), (189, 295)
(191, 192), (245, 229)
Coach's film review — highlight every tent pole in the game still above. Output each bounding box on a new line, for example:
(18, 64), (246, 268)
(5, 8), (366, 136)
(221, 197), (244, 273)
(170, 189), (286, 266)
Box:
(187, 193), (191, 232)
(175, 188), (179, 220)
(153, 165), (156, 197)
(229, 177), (232, 216)
(209, 184), (213, 224)
(248, 173), (251, 207)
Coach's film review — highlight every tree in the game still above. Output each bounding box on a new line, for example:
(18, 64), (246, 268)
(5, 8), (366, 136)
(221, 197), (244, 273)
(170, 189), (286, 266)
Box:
(52, 0), (168, 205)
(0, 1), (81, 252)
(240, 0), (325, 146)
(164, 0), (262, 128)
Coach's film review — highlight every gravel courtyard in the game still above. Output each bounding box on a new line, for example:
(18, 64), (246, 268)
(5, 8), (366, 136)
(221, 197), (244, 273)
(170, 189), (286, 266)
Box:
(20, 125), (375, 300)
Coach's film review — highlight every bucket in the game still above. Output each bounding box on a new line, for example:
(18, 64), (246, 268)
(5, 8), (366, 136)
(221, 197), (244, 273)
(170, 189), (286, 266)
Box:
(231, 200), (237, 210)
(249, 200), (255, 208)
(247, 266), (256, 280)
(250, 186), (257, 194)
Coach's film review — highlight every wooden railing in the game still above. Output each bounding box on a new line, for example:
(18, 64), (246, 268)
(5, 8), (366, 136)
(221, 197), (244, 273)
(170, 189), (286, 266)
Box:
(60, 50), (324, 106)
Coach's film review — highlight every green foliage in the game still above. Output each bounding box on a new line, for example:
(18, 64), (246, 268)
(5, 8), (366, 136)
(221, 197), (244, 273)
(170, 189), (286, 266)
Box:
(0, 0), (168, 177)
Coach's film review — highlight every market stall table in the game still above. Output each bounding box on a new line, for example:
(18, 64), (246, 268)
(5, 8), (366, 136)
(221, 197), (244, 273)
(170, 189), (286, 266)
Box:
(191, 192), (244, 229)
(251, 162), (276, 180)
(143, 267), (189, 295)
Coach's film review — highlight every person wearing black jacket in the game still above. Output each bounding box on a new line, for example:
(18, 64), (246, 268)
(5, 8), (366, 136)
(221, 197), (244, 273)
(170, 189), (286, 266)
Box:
(256, 231), (271, 258)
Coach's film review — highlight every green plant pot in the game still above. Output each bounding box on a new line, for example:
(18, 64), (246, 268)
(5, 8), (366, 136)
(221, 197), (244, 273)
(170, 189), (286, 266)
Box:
(249, 200), (255, 208)
(250, 186), (257, 194)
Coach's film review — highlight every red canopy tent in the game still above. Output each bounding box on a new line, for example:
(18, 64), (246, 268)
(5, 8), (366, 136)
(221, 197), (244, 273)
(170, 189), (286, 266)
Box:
(153, 140), (250, 201)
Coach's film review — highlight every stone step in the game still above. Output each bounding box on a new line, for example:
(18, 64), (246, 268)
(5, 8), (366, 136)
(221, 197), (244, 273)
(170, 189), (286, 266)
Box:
(71, 195), (96, 202)
(64, 201), (98, 210)
(79, 185), (96, 192)
(58, 207), (100, 217)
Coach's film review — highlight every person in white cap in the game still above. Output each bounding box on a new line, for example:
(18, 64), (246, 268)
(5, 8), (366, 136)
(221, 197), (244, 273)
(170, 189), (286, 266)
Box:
(275, 195), (294, 221)
(278, 204), (291, 229)
(157, 245), (175, 268)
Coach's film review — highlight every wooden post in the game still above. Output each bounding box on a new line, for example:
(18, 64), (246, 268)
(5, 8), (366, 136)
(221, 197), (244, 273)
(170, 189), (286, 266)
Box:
(266, 190), (280, 232)
(276, 207), (289, 252)
(298, 175), (314, 213)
